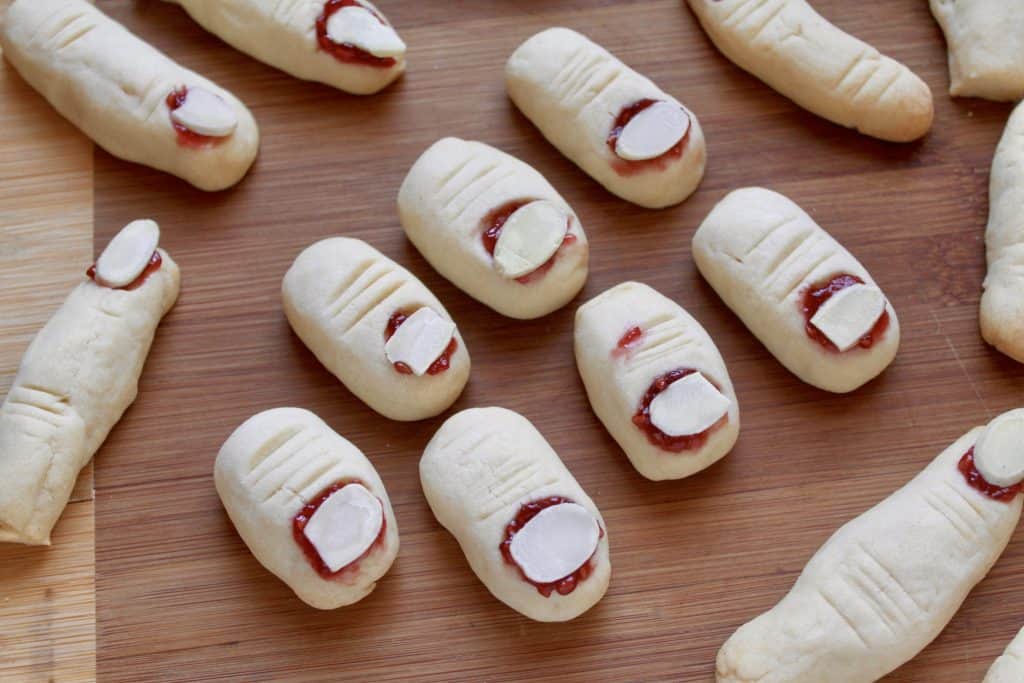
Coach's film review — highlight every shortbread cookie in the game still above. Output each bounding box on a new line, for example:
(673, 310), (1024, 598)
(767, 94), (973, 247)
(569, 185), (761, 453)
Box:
(985, 626), (1024, 682)
(693, 187), (899, 393)
(215, 408), (399, 609)
(686, 0), (933, 142)
(420, 407), (610, 622)
(166, 0), (405, 95)
(718, 409), (1024, 683)
(1, 0), (259, 191)
(981, 101), (1024, 363)
(0, 220), (180, 546)
(505, 28), (706, 209)
(282, 237), (469, 421)
(575, 282), (739, 481)
(398, 138), (589, 319)
(931, 0), (1024, 101)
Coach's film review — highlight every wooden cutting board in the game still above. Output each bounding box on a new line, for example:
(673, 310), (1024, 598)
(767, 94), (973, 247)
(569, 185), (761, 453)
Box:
(5, 0), (1024, 680)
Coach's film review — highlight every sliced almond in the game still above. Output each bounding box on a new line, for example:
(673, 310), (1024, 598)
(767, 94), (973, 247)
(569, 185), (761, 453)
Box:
(974, 409), (1024, 488)
(649, 372), (731, 437)
(615, 101), (690, 161)
(326, 5), (406, 59)
(492, 200), (567, 279)
(303, 483), (383, 573)
(384, 307), (456, 376)
(509, 502), (600, 584)
(809, 283), (887, 352)
(94, 219), (160, 288)
(169, 86), (238, 138)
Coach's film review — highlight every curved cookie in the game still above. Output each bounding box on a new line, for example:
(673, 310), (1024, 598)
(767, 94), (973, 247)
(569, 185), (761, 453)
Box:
(215, 407), (399, 609)
(686, 0), (932, 142)
(420, 407), (610, 622)
(282, 237), (470, 422)
(981, 101), (1024, 363)
(693, 187), (899, 393)
(1, 0), (259, 191)
(0, 221), (180, 545)
(931, 0), (1024, 101)
(575, 282), (739, 481)
(505, 27), (706, 209)
(166, 0), (406, 95)
(985, 626), (1024, 682)
(398, 138), (589, 319)
(718, 410), (1024, 683)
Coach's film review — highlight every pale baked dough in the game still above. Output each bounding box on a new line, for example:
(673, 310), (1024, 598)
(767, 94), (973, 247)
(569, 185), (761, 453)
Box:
(931, 0), (1024, 101)
(693, 187), (900, 393)
(981, 101), (1024, 364)
(985, 626), (1024, 683)
(165, 0), (405, 95)
(1, 0), (260, 191)
(717, 411), (1024, 683)
(215, 407), (399, 609)
(282, 237), (470, 421)
(0, 228), (179, 546)
(420, 407), (611, 622)
(574, 282), (739, 481)
(505, 27), (706, 209)
(686, 0), (933, 142)
(398, 137), (589, 319)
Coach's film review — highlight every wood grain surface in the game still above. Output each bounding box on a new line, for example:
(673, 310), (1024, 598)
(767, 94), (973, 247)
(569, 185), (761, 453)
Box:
(5, 0), (1024, 680)
(0, 5), (96, 678)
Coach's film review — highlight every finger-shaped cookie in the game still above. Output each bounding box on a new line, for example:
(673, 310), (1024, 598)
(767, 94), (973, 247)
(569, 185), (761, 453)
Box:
(165, 0), (405, 95)
(981, 101), (1024, 363)
(717, 409), (1024, 683)
(1, 0), (259, 191)
(931, 0), (1024, 101)
(420, 407), (610, 622)
(985, 626), (1024, 682)
(575, 282), (739, 481)
(686, 0), (933, 142)
(693, 187), (899, 393)
(398, 138), (589, 319)
(215, 408), (399, 609)
(0, 220), (180, 546)
(505, 28), (706, 209)
(282, 237), (469, 421)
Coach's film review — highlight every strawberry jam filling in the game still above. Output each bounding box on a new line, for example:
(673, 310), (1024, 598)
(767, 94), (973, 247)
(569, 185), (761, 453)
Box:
(480, 199), (576, 284)
(86, 252), (162, 291)
(316, 0), (397, 68)
(293, 480), (387, 579)
(607, 99), (689, 176)
(500, 496), (603, 597)
(802, 273), (890, 352)
(612, 325), (643, 359)
(384, 310), (457, 375)
(958, 448), (1022, 502)
(633, 368), (727, 452)
(165, 87), (224, 149)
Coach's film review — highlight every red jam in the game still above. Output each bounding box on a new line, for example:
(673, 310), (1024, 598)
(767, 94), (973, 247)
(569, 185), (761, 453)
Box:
(958, 448), (1022, 502)
(500, 496), (603, 597)
(480, 200), (575, 284)
(612, 325), (643, 359)
(293, 480), (388, 580)
(165, 87), (223, 149)
(86, 252), (162, 291)
(384, 310), (457, 375)
(607, 99), (689, 176)
(316, 0), (397, 68)
(801, 274), (890, 352)
(632, 368), (728, 452)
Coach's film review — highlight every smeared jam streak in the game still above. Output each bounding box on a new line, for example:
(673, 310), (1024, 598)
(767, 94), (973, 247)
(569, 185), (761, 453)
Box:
(607, 99), (689, 176)
(801, 273), (890, 352)
(480, 199), (576, 284)
(316, 0), (397, 68)
(632, 368), (727, 453)
(499, 496), (603, 597)
(612, 325), (643, 359)
(959, 448), (1022, 502)
(384, 310), (457, 375)
(86, 252), (162, 291)
(293, 479), (388, 579)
